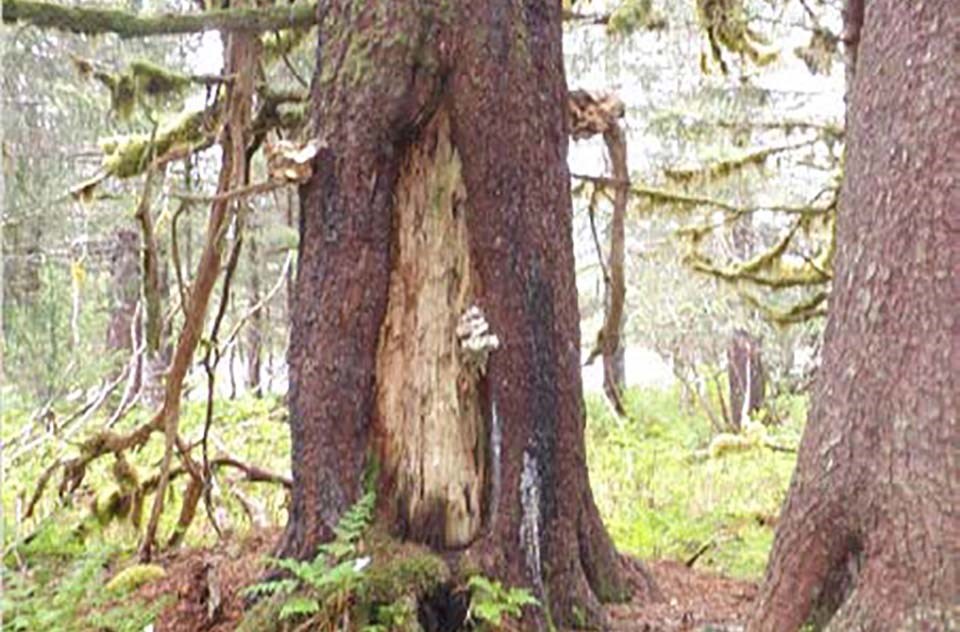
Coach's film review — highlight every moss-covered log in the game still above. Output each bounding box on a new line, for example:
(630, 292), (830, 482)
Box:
(2, 0), (317, 38)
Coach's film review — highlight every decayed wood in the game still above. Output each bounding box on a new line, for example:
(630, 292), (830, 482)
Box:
(373, 111), (483, 548)
(284, 2), (637, 627)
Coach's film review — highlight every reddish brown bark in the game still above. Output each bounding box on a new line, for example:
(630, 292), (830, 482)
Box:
(749, 1), (958, 630)
(282, 0), (637, 627)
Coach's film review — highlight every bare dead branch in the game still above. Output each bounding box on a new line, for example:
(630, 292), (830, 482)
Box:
(171, 179), (288, 204)
(139, 20), (261, 562)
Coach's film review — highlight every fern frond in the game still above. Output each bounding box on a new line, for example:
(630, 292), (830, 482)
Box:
(278, 595), (320, 620)
(240, 578), (298, 598)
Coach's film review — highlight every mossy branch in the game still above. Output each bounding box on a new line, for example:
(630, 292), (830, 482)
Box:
(3, 0), (317, 38)
(740, 290), (829, 325)
(571, 173), (834, 217)
(663, 140), (817, 184)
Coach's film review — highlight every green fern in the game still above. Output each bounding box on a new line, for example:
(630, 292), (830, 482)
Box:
(332, 490), (376, 545)
(467, 575), (539, 628)
(241, 490), (377, 622)
(279, 594), (322, 619)
(240, 577), (299, 598)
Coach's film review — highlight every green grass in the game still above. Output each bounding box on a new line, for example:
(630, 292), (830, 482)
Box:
(586, 385), (806, 580)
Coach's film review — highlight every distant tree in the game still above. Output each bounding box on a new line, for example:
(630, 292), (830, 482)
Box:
(727, 328), (765, 430)
(750, 0), (958, 629)
(281, 1), (646, 627)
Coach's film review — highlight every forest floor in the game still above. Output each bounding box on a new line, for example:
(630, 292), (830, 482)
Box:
(4, 388), (800, 631)
(135, 528), (756, 631)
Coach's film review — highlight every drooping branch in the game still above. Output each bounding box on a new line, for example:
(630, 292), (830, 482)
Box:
(3, 0), (317, 38)
(683, 217), (835, 289)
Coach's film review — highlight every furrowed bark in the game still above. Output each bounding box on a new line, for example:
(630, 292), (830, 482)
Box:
(284, 2), (641, 628)
(281, 0), (437, 557)
(749, 1), (958, 629)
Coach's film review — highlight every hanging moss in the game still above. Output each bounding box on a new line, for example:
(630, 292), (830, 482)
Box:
(664, 142), (809, 185)
(130, 60), (192, 98)
(606, 0), (667, 36)
(742, 290), (829, 326)
(262, 26), (313, 63)
(89, 60), (196, 119)
(276, 103), (309, 131)
(696, 0), (777, 73)
(112, 73), (137, 120)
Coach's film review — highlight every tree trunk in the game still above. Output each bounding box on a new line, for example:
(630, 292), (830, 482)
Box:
(727, 328), (764, 431)
(245, 228), (263, 398)
(106, 228), (142, 357)
(282, 1), (639, 627)
(749, 1), (958, 629)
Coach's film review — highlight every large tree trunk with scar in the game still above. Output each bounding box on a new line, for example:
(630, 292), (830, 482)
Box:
(281, 1), (645, 627)
(749, 1), (958, 630)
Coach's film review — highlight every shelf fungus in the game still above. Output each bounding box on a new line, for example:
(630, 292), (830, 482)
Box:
(264, 138), (323, 183)
(456, 305), (500, 375)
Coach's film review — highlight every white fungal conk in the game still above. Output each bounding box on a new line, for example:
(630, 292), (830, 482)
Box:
(457, 305), (499, 373)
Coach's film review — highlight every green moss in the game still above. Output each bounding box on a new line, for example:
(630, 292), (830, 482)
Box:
(105, 563), (167, 594)
(130, 60), (191, 97)
(262, 26), (312, 63)
(342, 32), (379, 87)
(588, 569), (631, 604)
(277, 103), (309, 130)
(607, 0), (667, 36)
(3, 0), (318, 39)
(100, 109), (209, 178)
(113, 73), (136, 120)
(360, 540), (450, 603)
(93, 484), (125, 524)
